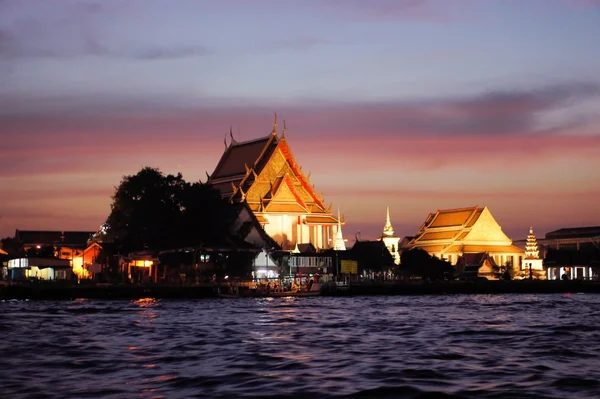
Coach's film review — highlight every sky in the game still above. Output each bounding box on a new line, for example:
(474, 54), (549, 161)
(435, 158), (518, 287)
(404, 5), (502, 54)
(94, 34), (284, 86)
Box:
(1, 0), (600, 243)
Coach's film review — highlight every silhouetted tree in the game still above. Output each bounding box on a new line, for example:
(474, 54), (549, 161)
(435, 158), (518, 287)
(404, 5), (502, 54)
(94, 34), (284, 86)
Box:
(400, 248), (453, 281)
(1, 237), (24, 257)
(104, 166), (239, 254)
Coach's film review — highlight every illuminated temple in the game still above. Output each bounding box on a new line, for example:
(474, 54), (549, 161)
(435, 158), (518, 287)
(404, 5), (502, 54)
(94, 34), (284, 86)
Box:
(208, 115), (342, 250)
(403, 206), (525, 269)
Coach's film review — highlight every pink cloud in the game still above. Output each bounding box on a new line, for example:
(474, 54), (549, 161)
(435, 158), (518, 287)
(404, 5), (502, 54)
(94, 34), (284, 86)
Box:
(2, 83), (600, 239)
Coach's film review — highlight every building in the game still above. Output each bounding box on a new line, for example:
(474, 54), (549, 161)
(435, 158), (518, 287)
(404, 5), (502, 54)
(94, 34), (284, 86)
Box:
(403, 206), (525, 271)
(208, 116), (342, 250)
(14, 230), (100, 279)
(7, 257), (72, 280)
(456, 253), (500, 280)
(379, 207), (400, 264)
(540, 226), (600, 280)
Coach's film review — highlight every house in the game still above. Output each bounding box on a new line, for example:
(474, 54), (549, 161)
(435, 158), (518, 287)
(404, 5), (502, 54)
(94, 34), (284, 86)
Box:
(7, 257), (72, 280)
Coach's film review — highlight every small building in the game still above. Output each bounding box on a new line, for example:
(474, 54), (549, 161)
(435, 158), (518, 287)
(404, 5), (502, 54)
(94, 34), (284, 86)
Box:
(544, 249), (600, 280)
(253, 248), (280, 279)
(288, 243), (333, 278)
(456, 253), (499, 280)
(347, 240), (395, 280)
(7, 257), (72, 280)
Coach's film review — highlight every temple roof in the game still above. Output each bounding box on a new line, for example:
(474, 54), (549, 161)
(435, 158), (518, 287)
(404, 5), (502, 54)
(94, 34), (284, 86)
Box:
(408, 206), (520, 255)
(207, 120), (335, 222)
(210, 135), (276, 181)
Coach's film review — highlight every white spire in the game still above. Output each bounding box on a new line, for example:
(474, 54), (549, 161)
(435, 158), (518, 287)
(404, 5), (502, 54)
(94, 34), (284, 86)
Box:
(382, 206), (395, 237)
(333, 208), (346, 251)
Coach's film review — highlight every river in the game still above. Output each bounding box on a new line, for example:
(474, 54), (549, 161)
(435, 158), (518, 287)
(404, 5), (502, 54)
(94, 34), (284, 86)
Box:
(1, 294), (599, 398)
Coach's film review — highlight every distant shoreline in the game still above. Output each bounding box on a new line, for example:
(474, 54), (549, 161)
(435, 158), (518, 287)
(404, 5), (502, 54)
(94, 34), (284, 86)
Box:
(1, 280), (599, 300)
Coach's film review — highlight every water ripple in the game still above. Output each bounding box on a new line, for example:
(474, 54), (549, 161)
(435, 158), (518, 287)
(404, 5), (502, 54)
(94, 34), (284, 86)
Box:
(1, 294), (600, 398)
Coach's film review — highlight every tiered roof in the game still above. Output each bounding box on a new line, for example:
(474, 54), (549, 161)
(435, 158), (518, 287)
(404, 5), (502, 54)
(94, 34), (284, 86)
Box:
(408, 206), (523, 255)
(525, 227), (540, 259)
(208, 116), (339, 225)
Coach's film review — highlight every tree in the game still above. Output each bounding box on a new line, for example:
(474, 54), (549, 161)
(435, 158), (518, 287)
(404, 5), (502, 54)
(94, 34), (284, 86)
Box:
(103, 166), (239, 254)
(0, 237), (24, 257)
(400, 248), (454, 281)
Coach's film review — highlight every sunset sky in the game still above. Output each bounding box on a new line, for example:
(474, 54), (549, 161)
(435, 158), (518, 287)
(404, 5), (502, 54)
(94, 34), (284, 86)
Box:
(1, 0), (600, 243)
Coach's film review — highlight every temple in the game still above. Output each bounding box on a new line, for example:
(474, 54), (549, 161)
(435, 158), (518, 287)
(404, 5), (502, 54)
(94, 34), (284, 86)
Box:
(379, 207), (400, 264)
(403, 206), (525, 270)
(208, 115), (342, 250)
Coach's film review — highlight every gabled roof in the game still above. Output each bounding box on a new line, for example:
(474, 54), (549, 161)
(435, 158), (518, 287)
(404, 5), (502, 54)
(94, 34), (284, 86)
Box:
(15, 230), (95, 247)
(408, 206), (518, 255)
(210, 135), (276, 181)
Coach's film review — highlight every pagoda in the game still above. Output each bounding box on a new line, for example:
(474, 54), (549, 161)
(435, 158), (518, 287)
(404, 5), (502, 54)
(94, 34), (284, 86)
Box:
(333, 209), (346, 251)
(379, 207), (400, 264)
(208, 115), (342, 250)
(520, 226), (545, 278)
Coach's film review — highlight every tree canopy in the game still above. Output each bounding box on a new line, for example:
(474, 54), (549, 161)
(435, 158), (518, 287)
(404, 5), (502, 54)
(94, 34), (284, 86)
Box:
(400, 248), (454, 280)
(104, 167), (236, 254)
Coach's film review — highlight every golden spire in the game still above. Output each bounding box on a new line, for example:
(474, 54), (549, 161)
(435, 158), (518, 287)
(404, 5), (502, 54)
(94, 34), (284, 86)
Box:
(282, 120), (287, 138)
(383, 206), (395, 237)
(272, 112), (278, 136)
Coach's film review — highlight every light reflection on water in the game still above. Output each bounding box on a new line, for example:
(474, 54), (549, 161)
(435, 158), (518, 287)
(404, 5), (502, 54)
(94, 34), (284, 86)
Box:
(1, 294), (600, 398)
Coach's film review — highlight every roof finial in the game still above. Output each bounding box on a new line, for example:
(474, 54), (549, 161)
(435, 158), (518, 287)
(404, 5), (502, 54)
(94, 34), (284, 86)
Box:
(272, 112), (278, 136)
(224, 134), (228, 149)
(282, 120), (287, 138)
(229, 126), (237, 144)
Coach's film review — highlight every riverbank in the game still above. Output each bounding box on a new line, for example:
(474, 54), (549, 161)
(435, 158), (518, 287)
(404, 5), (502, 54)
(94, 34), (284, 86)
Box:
(1, 280), (599, 300)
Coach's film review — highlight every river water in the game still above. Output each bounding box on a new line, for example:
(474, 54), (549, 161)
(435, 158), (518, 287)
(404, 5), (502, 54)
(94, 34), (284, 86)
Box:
(1, 294), (599, 399)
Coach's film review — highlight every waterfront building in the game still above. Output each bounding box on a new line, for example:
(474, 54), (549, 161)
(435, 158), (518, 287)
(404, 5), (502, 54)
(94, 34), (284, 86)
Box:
(7, 257), (72, 280)
(14, 230), (100, 279)
(403, 206), (525, 272)
(542, 226), (600, 280)
(208, 116), (342, 250)
(378, 207), (400, 265)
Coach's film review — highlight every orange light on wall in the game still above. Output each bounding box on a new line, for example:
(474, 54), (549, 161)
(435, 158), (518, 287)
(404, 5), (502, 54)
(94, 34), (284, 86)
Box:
(130, 260), (153, 268)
